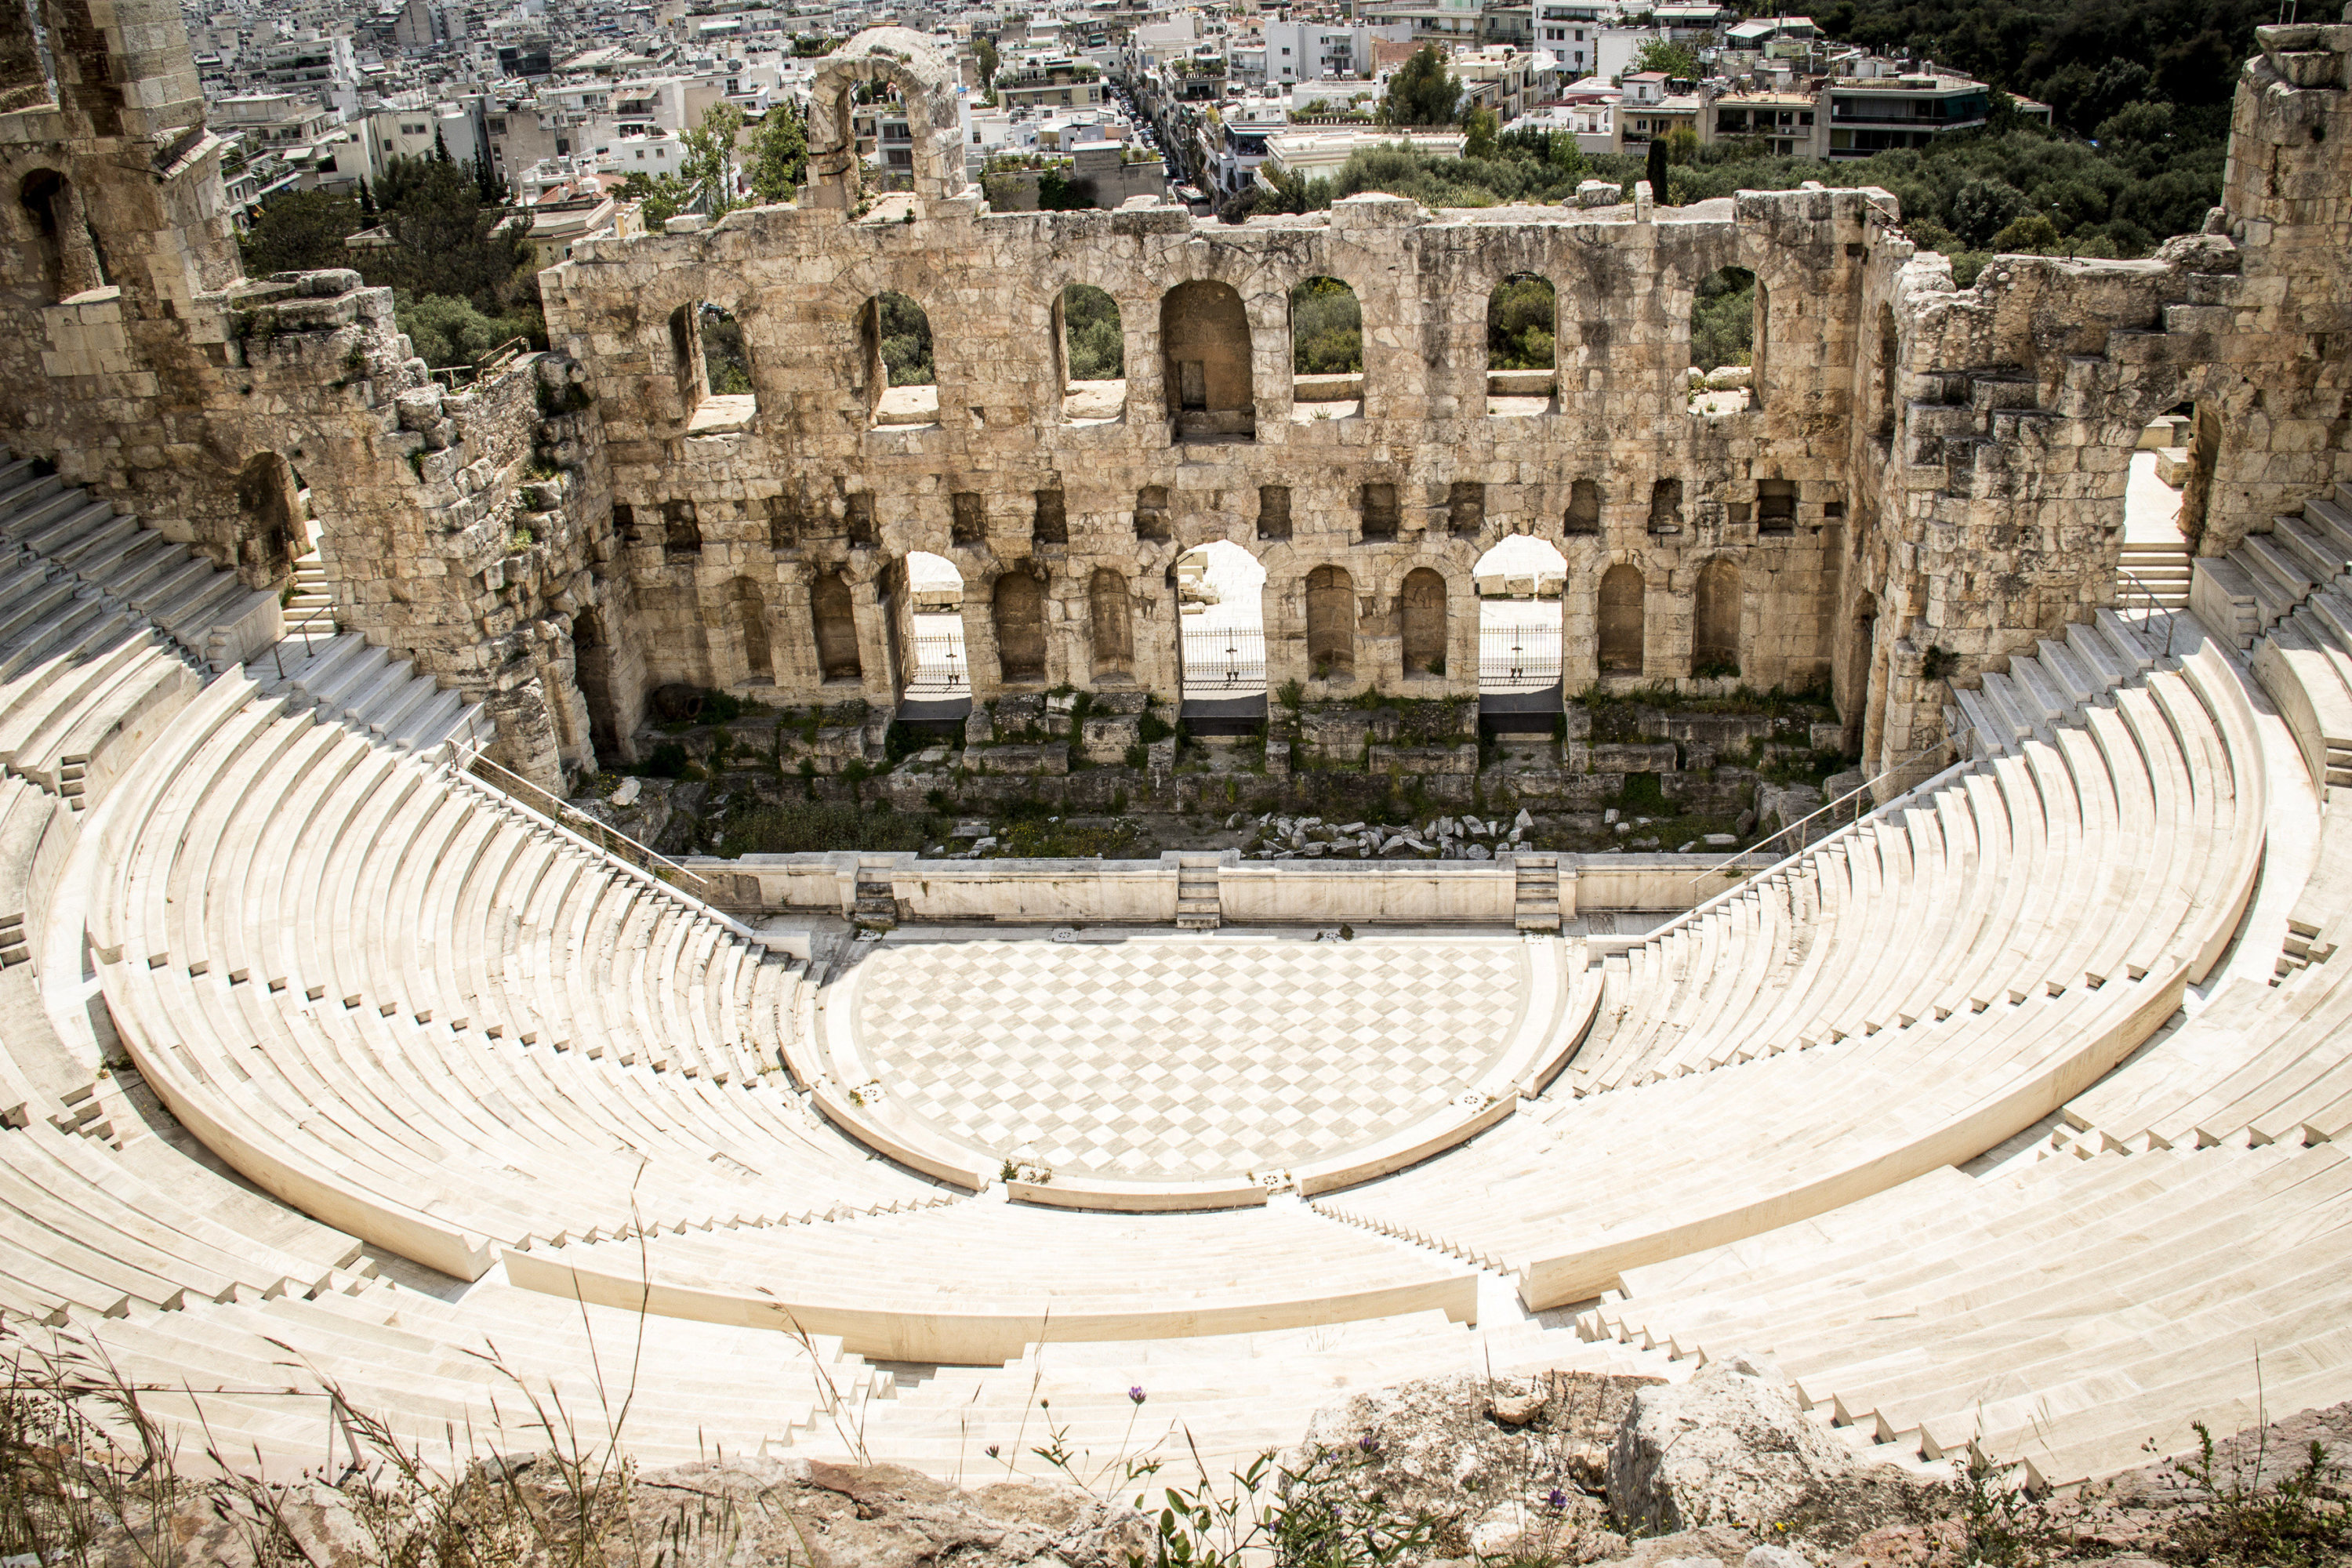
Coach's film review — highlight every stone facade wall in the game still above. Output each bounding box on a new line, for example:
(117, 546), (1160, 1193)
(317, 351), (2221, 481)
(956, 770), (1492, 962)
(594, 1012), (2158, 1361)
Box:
(0, 14), (2345, 797)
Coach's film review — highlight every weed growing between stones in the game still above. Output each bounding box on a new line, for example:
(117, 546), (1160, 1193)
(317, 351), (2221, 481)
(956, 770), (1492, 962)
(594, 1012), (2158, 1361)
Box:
(2157, 1419), (2352, 1566)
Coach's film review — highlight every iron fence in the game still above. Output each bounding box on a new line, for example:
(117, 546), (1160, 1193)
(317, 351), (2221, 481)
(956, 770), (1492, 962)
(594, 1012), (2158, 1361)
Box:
(906, 631), (970, 694)
(1479, 622), (1563, 687)
(1181, 625), (1267, 691)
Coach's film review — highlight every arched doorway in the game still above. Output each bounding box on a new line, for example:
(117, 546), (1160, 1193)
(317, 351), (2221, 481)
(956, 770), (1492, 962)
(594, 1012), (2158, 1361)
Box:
(1174, 539), (1267, 728)
(1472, 535), (1566, 724)
(1160, 280), (1254, 441)
(902, 551), (965, 700)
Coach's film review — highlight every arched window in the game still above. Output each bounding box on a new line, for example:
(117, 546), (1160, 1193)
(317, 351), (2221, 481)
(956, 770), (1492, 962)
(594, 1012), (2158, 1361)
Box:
(1599, 564), (1645, 673)
(1690, 265), (1758, 412)
(1090, 568), (1134, 681)
(670, 302), (754, 432)
(812, 570), (862, 681)
(993, 569), (1047, 682)
(729, 576), (772, 682)
(1305, 564), (1355, 678)
(1486, 273), (1556, 416)
(233, 452), (302, 585)
(1693, 559), (1740, 677)
(1400, 568), (1447, 677)
(1059, 283), (1123, 423)
(862, 292), (937, 427)
(1290, 275), (1362, 419)
(1160, 280), (1254, 440)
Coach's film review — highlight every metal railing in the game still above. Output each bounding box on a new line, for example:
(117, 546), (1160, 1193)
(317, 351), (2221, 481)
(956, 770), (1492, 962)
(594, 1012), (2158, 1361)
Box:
(2116, 568), (2182, 660)
(463, 749), (724, 906)
(905, 631), (970, 694)
(1479, 622), (1563, 687)
(425, 336), (531, 390)
(1181, 625), (1267, 690)
(264, 594), (339, 681)
(1663, 747), (1967, 930)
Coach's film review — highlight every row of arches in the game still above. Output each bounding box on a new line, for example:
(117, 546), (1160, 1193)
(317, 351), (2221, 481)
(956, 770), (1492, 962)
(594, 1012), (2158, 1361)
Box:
(702, 544), (1751, 708)
(659, 267), (1768, 433)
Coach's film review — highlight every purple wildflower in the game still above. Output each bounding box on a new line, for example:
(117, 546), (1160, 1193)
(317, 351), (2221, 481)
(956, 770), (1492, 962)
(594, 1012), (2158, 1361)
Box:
(1129, 1385), (1147, 1405)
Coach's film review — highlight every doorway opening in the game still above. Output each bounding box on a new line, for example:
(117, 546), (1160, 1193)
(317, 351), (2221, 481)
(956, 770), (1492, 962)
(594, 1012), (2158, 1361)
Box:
(1174, 539), (1267, 729)
(1474, 535), (1566, 727)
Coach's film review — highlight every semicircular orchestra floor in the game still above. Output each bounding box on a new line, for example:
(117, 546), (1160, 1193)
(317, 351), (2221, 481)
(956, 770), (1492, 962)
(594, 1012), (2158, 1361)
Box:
(840, 933), (1534, 1181)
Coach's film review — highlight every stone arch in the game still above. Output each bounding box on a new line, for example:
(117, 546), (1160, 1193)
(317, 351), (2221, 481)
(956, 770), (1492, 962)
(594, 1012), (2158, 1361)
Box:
(231, 451), (301, 588)
(18, 169), (102, 300)
(860, 291), (935, 423)
(804, 29), (968, 211)
(1089, 567), (1134, 681)
(812, 568), (862, 681)
(1599, 562), (1644, 673)
(993, 567), (1047, 683)
(1693, 557), (1741, 676)
(1290, 274), (1362, 415)
(1400, 566), (1446, 676)
(1160, 279), (1255, 439)
(1690, 265), (1758, 396)
(1305, 564), (1355, 677)
(728, 575), (772, 683)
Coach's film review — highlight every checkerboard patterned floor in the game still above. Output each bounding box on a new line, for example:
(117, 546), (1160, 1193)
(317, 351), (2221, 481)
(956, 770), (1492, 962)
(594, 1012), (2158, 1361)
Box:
(853, 939), (1526, 1178)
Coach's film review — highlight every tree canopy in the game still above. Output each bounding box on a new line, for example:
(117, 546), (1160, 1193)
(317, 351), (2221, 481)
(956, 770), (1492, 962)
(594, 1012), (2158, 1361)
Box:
(1062, 285), (1123, 380)
(1632, 38), (1702, 79)
(1290, 278), (1363, 376)
(1379, 45), (1461, 127)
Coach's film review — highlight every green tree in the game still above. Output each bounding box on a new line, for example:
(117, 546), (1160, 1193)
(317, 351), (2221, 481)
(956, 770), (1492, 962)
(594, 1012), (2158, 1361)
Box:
(395, 292), (541, 368)
(746, 101), (808, 204)
(1486, 275), (1555, 370)
(620, 171), (689, 230)
(1690, 267), (1755, 372)
(1379, 45), (1460, 127)
(699, 306), (752, 393)
(361, 155), (537, 314)
(1632, 38), (1701, 79)
(876, 291), (933, 386)
(1664, 125), (1698, 165)
(1646, 136), (1669, 201)
(1290, 277), (1363, 375)
(238, 189), (363, 276)
(1036, 167), (1094, 209)
(681, 101), (746, 218)
(976, 34), (1000, 105)
(1462, 105), (1498, 159)
(1062, 284), (1123, 379)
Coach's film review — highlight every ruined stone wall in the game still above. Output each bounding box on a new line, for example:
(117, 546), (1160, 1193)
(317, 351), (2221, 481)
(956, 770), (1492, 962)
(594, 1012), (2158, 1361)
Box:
(1851, 14), (2352, 782)
(541, 178), (1877, 736)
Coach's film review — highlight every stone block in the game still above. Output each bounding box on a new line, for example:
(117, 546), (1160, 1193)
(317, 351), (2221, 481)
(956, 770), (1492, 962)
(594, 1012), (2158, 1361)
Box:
(1586, 742), (1679, 774)
(974, 743), (1069, 775)
(1081, 713), (1142, 763)
(1303, 707), (1375, 757)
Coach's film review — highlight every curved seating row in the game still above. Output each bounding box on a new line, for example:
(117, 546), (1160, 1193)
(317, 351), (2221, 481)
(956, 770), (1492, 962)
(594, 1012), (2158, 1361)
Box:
(2060, 598), (2352, 1152)
(503, 1196), (1481, 1364)
(1315, 623), (2263, 1310)
(18, 1273), (891, 1478)
(93, 666), (949, 1279)
(1578, 1141), (2352, 1489)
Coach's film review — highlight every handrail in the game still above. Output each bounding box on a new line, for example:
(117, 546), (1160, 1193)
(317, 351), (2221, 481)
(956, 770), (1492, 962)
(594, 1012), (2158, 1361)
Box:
(1683, 747), (1952, 898)
(1653, 749), (1969, 947)
(460, 748), (731, 908)
(426, 337), (531, 390)
(265, 592), (339, 681)
(2116, 568), (2180, 659)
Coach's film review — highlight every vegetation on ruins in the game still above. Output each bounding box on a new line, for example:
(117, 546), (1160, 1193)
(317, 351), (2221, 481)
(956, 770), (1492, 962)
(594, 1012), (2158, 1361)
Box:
(1290, 278), (1364, 376)
(1486, 275), (1557, 372)
(877, 291), (936, 386)
(1064, 284), (1125, 379)
(1689, 266), (1757, 372)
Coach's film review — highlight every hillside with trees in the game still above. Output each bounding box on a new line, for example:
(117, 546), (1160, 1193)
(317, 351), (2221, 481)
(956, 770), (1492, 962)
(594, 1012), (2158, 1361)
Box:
(1225, 1), (2251, 279)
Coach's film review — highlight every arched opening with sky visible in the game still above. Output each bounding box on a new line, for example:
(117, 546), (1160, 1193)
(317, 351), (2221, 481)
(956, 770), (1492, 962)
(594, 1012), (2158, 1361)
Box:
(1174, 539), (1267, 730)
(1473, 535), (1567, 728)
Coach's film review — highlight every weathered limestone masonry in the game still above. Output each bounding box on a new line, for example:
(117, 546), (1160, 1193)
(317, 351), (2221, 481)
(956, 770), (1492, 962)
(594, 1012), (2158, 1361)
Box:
(0, 0), (608, 789)
(1853, 16), (2352, 774)
(2, 16), (2345, 792)
(543, 32), (1865, 752)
